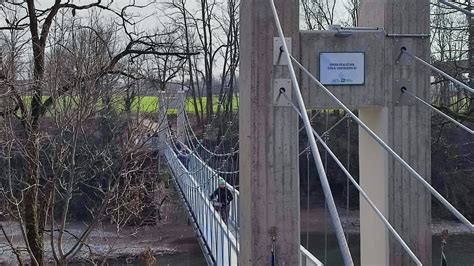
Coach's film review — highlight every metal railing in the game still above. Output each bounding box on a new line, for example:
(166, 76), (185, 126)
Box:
(301, 246), (324, 266)
(164, 142), (323, 265)
(187, 150), (240, 233)
(165, 144), (239, 265)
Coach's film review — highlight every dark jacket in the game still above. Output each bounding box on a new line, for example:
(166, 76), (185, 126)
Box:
(210, 187), (234, 205)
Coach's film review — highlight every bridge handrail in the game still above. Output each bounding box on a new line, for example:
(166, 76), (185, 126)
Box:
(179, 142), (241, 231)
(165, 143), (239, 265)
(173, 142), (326, 265)
(300, 246), (324, 266)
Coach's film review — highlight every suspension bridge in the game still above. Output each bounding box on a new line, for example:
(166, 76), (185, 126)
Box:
(146, 0), (473, 265)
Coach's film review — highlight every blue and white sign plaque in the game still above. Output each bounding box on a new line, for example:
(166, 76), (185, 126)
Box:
(319, 52), (365, 85)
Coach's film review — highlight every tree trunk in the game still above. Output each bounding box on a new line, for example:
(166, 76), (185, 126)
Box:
(206, 72), (213, 120)
(24, 132), (43, 266)
(25, 1), (48, 261)
(181, 3), (201, 126)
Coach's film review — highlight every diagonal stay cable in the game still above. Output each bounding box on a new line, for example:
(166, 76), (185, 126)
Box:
(300, 110), (322, 132)
(400, 47), (474, 94)
(401, 87), (473, 134)
(269, 0), (353, 264)
(299, 114), (350, 156)
(290, 54), (474, 231)
(280, 91), (422, 266)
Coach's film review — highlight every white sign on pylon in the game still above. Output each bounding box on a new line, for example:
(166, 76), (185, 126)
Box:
(319, 52), (365, 85)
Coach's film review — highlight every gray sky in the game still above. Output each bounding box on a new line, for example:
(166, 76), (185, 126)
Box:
(1, 0), (352, 79)
(2, 0), (351, 32)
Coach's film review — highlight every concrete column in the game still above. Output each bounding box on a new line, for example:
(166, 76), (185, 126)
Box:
(239, 0), (300, 265)
(359, 0), (432, 264)
(176, 90), (186, 144)
(359, 107), (389, 266)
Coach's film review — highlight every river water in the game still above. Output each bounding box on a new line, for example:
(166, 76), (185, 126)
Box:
(75, 232), (473, 265)
(302, 232), (474, 265)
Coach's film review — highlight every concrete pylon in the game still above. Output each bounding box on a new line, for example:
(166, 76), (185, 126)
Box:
(359, 107), (390, 265)
(359, 0), (432, 265)
(239, 0), (300, 264)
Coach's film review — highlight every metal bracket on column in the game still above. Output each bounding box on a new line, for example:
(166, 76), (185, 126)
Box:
(394, 38), (414, 66)
(273, 37), (292, 65)
(393, 38), (416, 105)
(394, 78), (415, 105)
(274, 79), (292, 106)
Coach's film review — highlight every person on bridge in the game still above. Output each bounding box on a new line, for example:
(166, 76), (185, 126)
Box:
(209, 178), (234, 224)
(175, 142), (190, 168)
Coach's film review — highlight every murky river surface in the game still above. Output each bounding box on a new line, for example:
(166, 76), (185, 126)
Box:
(72, 232), (473, 265)
(303, 232), (474, 265)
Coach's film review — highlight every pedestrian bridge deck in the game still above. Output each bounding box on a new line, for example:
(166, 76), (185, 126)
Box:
(163, 143), (323, 265)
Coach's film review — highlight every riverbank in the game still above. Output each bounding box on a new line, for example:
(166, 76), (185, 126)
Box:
(0, 221), (202, 264)
(300, 207), (474, 235)
(1, 207), (471, 264)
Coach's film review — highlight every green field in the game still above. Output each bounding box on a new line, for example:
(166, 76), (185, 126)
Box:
(124, 96), (239, 114)
(20, 96), (239, 115)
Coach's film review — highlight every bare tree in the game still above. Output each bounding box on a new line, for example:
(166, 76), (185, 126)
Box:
(166, 0), (204, 125)
(0, 1), (197, 264)
(165, 0), (240, 125)
(215, 0), (240, 117)
(301, 0), (337, 30)
(430, 1), (472, 121)
(343, 0), (359, 27)
(141, 26), (187, 100)
(429, 0), (474, 220)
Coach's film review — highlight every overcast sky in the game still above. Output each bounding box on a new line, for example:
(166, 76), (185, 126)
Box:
(25, 0), (349, 30)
